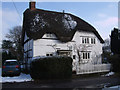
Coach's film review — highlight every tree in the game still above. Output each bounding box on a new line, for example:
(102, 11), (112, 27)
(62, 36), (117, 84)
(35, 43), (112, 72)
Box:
(102, 38), (111, 63)
(3, 26), (23, 61)
(111, 28), (120, 54)
(109, 54), (120, 72)
(103, 38), (111, 52)
(2, 40), (13, 49)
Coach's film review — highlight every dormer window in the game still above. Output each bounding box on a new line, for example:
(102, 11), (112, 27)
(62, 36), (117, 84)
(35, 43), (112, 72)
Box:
(46, 53), (53, 56)
(46, 34), (53, 37)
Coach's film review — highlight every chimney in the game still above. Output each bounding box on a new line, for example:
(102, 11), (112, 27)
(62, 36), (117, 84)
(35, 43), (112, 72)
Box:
(29, 1), (36, 10)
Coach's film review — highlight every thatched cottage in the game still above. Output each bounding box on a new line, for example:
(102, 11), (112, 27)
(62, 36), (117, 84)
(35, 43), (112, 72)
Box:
(22, 2), (111, 74)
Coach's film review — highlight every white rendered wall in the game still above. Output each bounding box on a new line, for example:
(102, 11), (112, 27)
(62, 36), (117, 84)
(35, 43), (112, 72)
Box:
(33, 34), (74, 57)
(72, 31), (103, 64)
(33, 31), (103, 71)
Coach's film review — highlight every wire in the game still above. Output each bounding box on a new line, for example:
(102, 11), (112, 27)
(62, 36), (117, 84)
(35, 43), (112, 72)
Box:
(11, 0), (22, 22)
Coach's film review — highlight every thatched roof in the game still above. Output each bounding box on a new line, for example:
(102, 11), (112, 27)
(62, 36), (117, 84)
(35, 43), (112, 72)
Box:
(22, 8), (104, 45)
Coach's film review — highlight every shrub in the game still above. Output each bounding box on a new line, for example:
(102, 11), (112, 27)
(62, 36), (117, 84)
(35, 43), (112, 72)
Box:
(109, 54), (120, 72)
(30, 56), (73, 80)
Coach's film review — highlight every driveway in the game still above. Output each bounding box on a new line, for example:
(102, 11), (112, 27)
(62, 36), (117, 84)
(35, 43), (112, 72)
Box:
(2, 74), (120, 89)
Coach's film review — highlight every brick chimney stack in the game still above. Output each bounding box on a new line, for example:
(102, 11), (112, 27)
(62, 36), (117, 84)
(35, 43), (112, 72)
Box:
(29, 1), (36, 10)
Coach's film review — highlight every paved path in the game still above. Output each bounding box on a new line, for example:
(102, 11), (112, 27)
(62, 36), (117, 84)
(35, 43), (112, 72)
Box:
(2, 75), (120, 89)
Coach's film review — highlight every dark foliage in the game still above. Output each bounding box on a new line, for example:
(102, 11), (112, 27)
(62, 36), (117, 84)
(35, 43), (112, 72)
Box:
(2, 40), (13, 49)
(102, 51), (111, 64)
(111, 28), (120, 54)
(30, 57), (73, 80)
(4, 26), (23, 61)
(2, 51), (16, 64)
(109, 54), (120, 72)
(2, 40), (17, 63)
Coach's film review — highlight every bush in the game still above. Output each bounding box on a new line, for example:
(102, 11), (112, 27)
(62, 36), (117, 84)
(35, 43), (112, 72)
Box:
(109, 54), (120, 72)
(30, 56), (73, 80)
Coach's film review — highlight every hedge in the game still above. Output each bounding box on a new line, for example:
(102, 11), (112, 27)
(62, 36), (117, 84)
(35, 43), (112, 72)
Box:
(109, 54), (120, 72)
(30, 56), (73, 80)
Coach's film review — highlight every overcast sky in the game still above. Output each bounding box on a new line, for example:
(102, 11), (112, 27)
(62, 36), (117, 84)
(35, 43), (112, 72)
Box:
(1, 1), (118, 43)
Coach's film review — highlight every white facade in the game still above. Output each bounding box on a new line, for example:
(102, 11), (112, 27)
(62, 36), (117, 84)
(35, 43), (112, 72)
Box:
(23, 30), (105, 73)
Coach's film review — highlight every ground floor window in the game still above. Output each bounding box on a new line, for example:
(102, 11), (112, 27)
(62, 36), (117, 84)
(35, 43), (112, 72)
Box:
(57, 50), (72, 57)
(46, 53), (53, 56)
(73, 55), (76, 59)
(82, 52), (90, 59)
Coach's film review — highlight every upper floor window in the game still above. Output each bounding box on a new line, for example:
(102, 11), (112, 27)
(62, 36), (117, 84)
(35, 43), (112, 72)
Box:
(46, 34), (53, 37)
(82, 37), (89, 44)
(91, 38), (96, 44)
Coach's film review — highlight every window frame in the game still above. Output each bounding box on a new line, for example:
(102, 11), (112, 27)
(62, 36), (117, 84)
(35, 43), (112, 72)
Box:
(46, 33), (53, 37)
(91, 38), (96, 44)
(82, 52), (91, 60)
(82, 37), (89, 44)
(73, 55), (76, 59)
(46, 53), (53, 57)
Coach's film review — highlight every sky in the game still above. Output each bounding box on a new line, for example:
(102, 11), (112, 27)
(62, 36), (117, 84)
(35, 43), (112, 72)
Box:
(1, 1), (119, 45)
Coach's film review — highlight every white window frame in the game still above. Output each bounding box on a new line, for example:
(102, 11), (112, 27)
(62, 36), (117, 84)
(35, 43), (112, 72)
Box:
(46, 34), (53, 37)
(82, 52), (90, 60)
(46, 53), (53, 57)
(91, 38), (96, 44)
(82, 37), (89, 44)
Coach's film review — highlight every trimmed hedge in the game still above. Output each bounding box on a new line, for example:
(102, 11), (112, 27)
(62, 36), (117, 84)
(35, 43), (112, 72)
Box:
(109, 54), (120, 72)
(30, 56), (73, 80)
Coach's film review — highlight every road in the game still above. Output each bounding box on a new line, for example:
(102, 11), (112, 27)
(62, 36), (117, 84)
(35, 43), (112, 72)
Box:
(2, 75), (120, 89)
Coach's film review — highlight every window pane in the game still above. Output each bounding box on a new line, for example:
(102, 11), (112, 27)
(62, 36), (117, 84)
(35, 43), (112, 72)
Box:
(50, 54), (53, 56)
(73, 55), (76, 59)
(85, 38), (87, 43)
(85, 53), (87, 59)
(94, 38), (96, 44)
(91, 38), (93, 44)
(88, 53), (90, 59)
(83, 53), (85, 59)
(87, 38), (89, 43)
(46, 34), (49, 37)
(82, 38), (84, 43)
(5, 61), (18, 66)
(46, 54), (49, 56)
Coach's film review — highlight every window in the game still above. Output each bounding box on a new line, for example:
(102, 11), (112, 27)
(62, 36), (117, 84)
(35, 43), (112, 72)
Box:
(93, 38), (96, 44)
(5, 61), (18, 66)
(91, 38), (95, 44)
(73, 55), (76, 59)
(82, 52), (90, 59)
(88, 53), (90, 59)
(50, 54), (53, 56)
(82, 38), (84, 43)
(46, 53), (53, 56)
(46, 54), (49, 56)
(46, 34), (53, 37)
(83, 53), (85, 59)
(85, 38), (87, 43)
(91, 38), (93, 44)
(87, 38), (89, 43)
(82, 37), (89, 44)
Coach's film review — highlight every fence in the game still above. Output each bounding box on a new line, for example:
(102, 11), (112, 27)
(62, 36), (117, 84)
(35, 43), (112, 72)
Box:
(76, 64), (111, 74)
